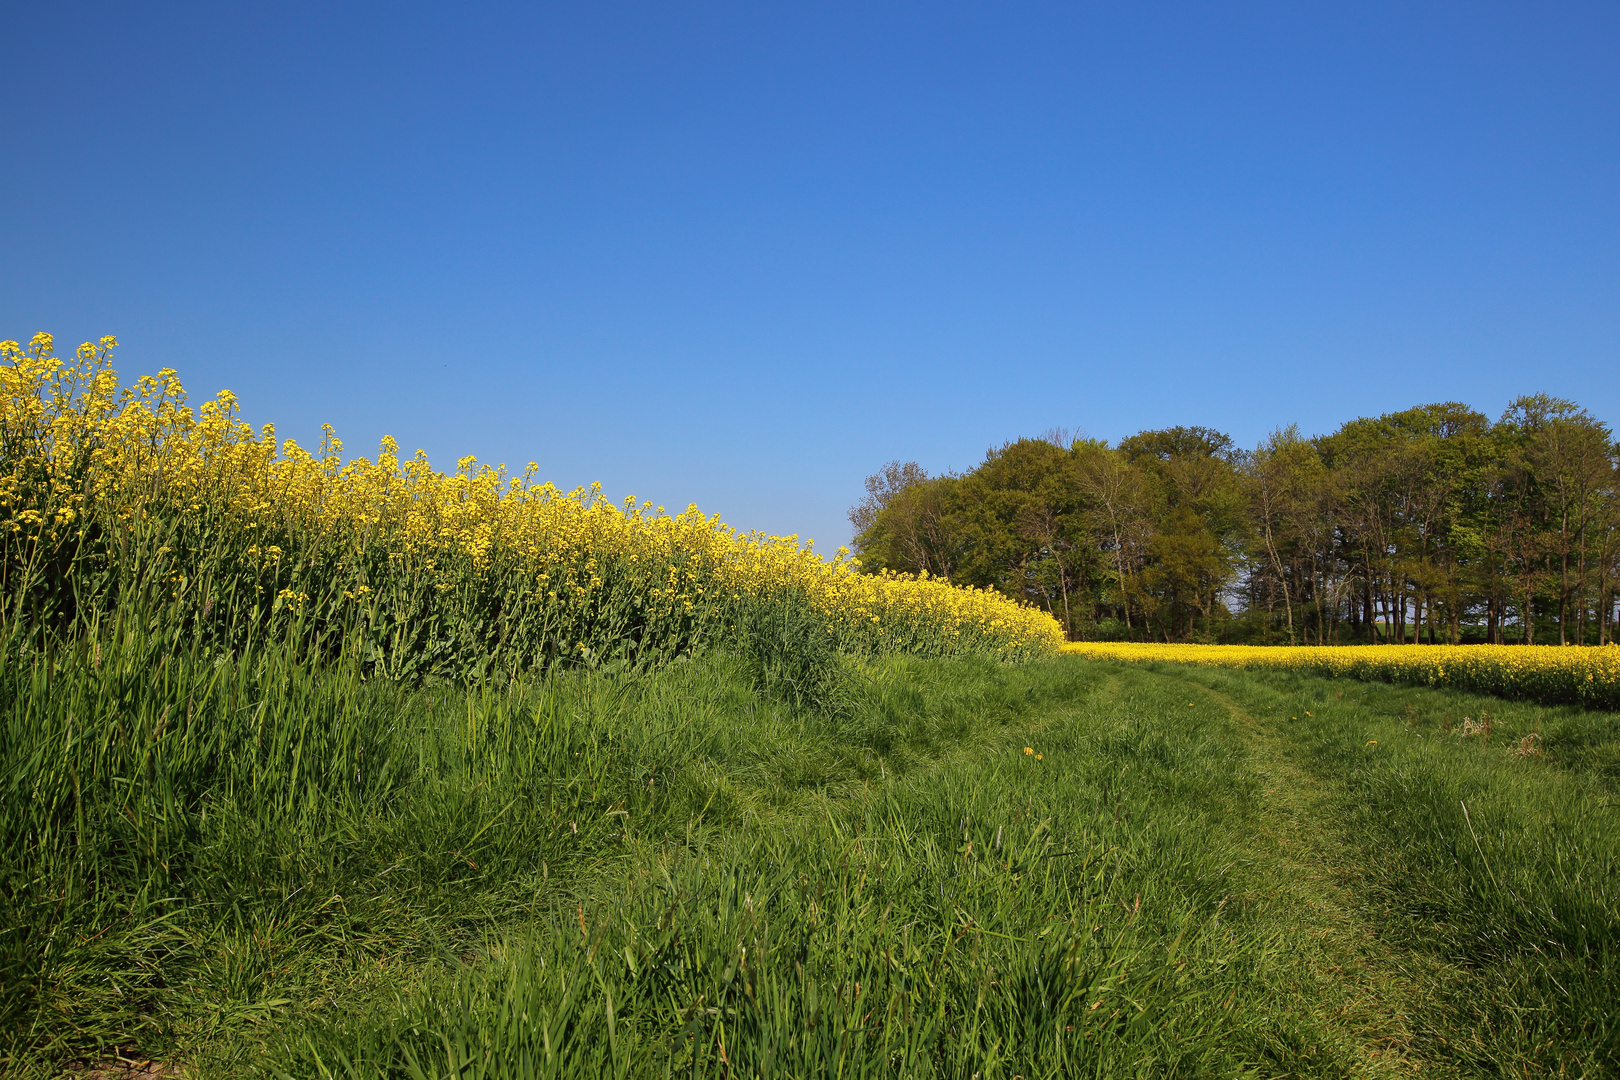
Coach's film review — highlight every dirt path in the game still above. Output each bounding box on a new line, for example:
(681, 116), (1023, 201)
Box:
(1174, 673), (1460, 1079)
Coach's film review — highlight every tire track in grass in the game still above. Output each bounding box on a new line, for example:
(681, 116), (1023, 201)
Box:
(1166, 669), (1463, 1080)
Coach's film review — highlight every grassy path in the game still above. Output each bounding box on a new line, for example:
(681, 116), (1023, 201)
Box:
(1162, 662), (1619, 1077)
(1178, 675), (1452, 1078)
(13, 650), (1614, 1077)
(263, 658), (1618, 1077)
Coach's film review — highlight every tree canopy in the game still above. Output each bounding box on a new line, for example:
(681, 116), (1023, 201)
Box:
(850, 401), (1620, 645)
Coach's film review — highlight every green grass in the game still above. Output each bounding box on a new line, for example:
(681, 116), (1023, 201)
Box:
(1163, 664), (1620, 1075)
(4, 638), (1617, 1077)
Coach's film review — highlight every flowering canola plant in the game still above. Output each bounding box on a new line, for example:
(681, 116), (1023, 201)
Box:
(0, 334), (1063, 676)
(1061, 641), (1620, 710)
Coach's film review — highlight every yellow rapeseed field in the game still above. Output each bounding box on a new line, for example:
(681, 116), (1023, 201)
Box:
(1062, 641), (1620, 709)
(1, 334), (1064, 675)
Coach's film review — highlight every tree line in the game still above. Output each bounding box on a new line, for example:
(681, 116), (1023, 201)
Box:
(848, 396), (1620, 646)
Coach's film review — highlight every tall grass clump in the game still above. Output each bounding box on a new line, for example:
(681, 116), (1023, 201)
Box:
(0, 615), (846, 1070)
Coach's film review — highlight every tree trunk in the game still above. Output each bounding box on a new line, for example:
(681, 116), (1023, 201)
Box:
(1560, 519), (1570, 645)
(1524, 578), (1535, 645)
(1056, 550), (1072, 641)
(1362, 574), (1375, 643)
(1263, 519), (1293, 644)
(1314, 564), (1326, 645)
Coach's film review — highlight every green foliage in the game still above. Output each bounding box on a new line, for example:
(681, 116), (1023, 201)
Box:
(852, 431), (1251, 643)
(0, 630), (1088, 1075)
(1168, 665), (1620, 1073)
(732, 589), (862, 717)
(6, 632), (1619, 1076)
(853, 398), (1620, 647)
(266, 662), (1273, 1078)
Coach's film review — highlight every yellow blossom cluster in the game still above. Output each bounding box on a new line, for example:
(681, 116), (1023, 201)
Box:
(1061, 641), (1620, 710)
(1, 334), (1063, 676)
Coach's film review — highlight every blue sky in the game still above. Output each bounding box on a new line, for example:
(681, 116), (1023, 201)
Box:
(5, 2), (1617, 549)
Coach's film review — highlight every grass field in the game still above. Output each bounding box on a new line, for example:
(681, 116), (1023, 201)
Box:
(5, 342), (1616, 1076)
(6, 640), (1617, 1078)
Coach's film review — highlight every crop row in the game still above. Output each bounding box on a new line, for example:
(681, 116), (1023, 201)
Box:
(0, 334), (1063, 674)
(1062, 641), (1620, 709)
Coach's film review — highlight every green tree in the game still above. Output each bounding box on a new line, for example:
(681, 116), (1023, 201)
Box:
(1072, 440), (1150, 634)
(1117, 427), (1247, 641)
(851, 395), (1619, 646)
(1246, 426), (1330, 644)
(1501, 396), (1616, 643)
(848, 462), (960, 578)
(948, 438), (1098, 637)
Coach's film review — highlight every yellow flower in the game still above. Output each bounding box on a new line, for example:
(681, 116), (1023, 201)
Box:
(1061, 641), (1620, 710)
(0, 332), (1068, 671)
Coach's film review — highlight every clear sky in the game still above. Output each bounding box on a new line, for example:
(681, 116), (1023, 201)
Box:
(5, 2), (1617, 549)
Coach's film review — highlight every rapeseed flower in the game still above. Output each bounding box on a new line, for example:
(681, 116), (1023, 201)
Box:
(1062, 641), (1620, 710)
(1, 334), (1066, 675)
